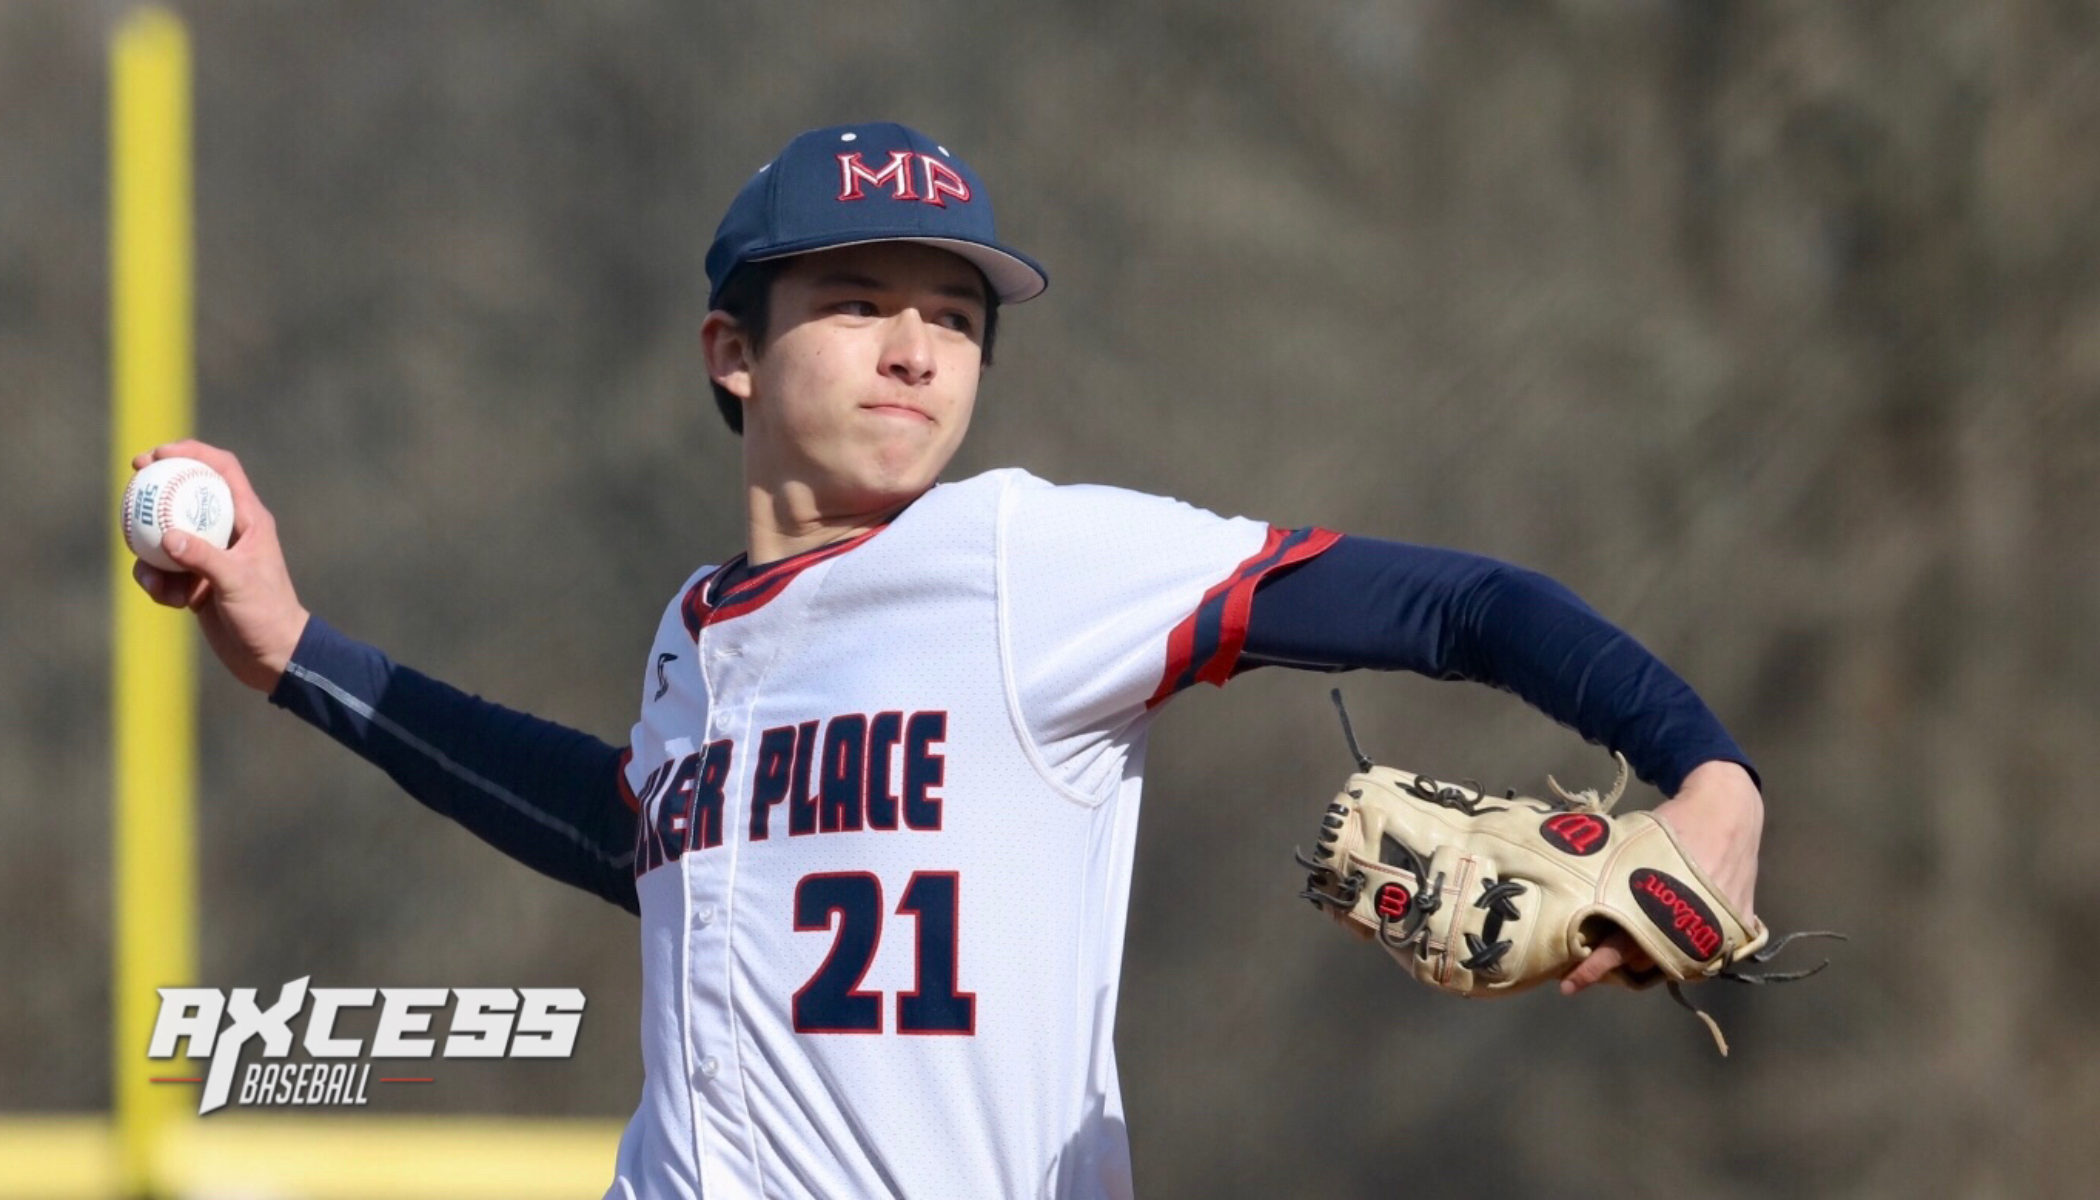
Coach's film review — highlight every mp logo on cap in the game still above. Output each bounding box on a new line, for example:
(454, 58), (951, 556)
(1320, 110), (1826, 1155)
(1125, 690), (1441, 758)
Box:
(836, 150), (973, 207)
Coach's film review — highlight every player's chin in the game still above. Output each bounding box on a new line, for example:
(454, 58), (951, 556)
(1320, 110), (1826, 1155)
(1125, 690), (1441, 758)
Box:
(863, 429), (960, 484)
(826, 448), (946, 509)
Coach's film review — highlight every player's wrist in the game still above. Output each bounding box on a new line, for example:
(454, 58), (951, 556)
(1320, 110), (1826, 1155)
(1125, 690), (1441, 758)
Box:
(1671, 758), (1762, 808)
(248, 606), (312, 693)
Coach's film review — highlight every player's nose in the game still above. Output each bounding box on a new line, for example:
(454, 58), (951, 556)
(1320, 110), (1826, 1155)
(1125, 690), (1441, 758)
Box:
(878, 308), (936, 386)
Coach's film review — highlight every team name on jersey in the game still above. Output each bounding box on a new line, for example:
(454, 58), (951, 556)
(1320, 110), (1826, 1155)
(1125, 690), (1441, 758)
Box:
(633, 710), (948, 874)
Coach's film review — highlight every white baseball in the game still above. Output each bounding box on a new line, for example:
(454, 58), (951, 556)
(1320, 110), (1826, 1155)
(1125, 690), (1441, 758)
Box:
(123, 456), (235, 572)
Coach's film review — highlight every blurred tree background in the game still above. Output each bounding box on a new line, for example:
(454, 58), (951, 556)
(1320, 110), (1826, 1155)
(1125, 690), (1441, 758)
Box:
(6, 2), (2098, 1196)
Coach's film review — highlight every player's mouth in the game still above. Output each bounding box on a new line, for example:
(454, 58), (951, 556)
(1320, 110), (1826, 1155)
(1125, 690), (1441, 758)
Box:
(861, 402), (934, 424)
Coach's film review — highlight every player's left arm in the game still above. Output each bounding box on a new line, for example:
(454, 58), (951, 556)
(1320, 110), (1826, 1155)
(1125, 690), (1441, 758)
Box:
(1243, 534), (1762, 989)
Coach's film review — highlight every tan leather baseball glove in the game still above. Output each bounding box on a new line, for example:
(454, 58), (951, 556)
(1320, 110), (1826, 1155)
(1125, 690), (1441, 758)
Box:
(1298, 692), (1835, 1054)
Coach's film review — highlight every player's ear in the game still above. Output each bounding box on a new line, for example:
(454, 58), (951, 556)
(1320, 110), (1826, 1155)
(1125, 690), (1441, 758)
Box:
(701, 310), (757, 401)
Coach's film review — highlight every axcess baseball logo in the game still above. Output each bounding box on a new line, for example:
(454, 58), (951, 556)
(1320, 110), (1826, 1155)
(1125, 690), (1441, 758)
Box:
(146, 977), (584, 1115)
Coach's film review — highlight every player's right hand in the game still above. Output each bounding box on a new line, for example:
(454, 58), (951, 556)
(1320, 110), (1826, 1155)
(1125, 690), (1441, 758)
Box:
(129, 439), (310, 693)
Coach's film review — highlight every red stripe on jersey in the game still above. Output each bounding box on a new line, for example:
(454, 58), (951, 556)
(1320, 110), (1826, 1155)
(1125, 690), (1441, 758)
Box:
(705, 528), (884, 626)
(680, 570), (721, 639)
(1151, 530), (1283, 705)
(616, 747), (641, 814)
(1147, 526), (1342, 709)
(682, 514), (904, 638)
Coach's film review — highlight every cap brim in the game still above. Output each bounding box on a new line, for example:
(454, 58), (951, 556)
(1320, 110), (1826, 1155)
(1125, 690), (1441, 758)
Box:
(749, 235), (1048, 304)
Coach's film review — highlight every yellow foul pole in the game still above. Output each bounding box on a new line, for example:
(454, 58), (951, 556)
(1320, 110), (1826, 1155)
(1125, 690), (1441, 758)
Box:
(110, 7), (197, 1193)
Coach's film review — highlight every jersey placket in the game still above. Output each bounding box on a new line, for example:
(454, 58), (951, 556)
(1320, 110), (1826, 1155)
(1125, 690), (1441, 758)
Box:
(685, 581), (821, 1197)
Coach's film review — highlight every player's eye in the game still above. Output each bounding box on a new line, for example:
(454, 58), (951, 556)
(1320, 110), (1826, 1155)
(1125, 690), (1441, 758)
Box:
(935, 310), (976, 335)
(833, 299), (880, 318)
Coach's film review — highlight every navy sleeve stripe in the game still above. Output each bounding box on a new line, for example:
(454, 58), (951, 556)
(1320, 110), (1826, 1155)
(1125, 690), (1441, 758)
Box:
(283, 659), (634, 873)
(1148, 525), (1342, 708)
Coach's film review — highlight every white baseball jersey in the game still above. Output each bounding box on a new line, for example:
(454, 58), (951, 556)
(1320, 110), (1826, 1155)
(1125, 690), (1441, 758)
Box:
(607, 468), (1336, 1200)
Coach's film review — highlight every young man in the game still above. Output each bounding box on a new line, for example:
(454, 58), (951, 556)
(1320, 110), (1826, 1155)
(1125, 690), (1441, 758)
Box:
(133, 122), (1763, 1199)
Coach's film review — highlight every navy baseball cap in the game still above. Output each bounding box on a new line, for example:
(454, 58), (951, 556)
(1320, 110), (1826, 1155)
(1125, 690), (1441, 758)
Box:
(705, 122), (1048, 309)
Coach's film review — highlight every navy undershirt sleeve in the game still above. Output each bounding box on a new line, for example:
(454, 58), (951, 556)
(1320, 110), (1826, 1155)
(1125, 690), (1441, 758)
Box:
(268, 616), (640, 914)
(1244, 535), (1754, 796)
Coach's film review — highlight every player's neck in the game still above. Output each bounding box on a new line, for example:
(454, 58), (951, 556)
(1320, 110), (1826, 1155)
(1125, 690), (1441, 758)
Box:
(744, 479), (917, 566)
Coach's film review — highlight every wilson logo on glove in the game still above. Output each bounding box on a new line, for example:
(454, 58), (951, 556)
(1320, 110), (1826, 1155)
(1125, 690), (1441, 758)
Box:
(1540, 812), (1610, 856)
(1373, 883), (1412, 922)
(1630, 868), (1723, 960)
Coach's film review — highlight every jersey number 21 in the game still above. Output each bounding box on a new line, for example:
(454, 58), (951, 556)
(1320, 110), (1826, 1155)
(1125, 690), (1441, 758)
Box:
(792, 871), (976, 1035)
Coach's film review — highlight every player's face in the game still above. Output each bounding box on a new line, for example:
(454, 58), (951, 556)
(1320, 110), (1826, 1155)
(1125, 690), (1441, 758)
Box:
(730, 243), (988, 515)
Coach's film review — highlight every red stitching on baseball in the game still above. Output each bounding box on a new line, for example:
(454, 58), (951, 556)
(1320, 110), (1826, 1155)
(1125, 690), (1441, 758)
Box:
(156, 467), (204, 532)
(126, 465), (215, 557)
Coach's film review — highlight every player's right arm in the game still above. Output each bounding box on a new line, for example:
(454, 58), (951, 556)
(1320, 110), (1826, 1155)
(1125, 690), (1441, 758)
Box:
(129, 440), (640, 914)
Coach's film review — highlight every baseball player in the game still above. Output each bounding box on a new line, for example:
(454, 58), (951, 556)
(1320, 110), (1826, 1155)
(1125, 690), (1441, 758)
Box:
(132, 122), (1765, 1199)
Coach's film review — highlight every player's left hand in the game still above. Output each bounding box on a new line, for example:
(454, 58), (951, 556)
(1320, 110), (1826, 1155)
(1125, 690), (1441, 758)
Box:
(1560, 758), (1763, 994)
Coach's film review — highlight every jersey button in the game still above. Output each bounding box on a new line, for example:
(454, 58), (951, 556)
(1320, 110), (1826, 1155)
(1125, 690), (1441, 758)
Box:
(698, 904), (717, 925)
(699, 1056), (720, 1080)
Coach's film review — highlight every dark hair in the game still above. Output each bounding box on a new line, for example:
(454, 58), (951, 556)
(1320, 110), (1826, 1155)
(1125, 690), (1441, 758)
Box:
(708, 256), (1001, 434)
